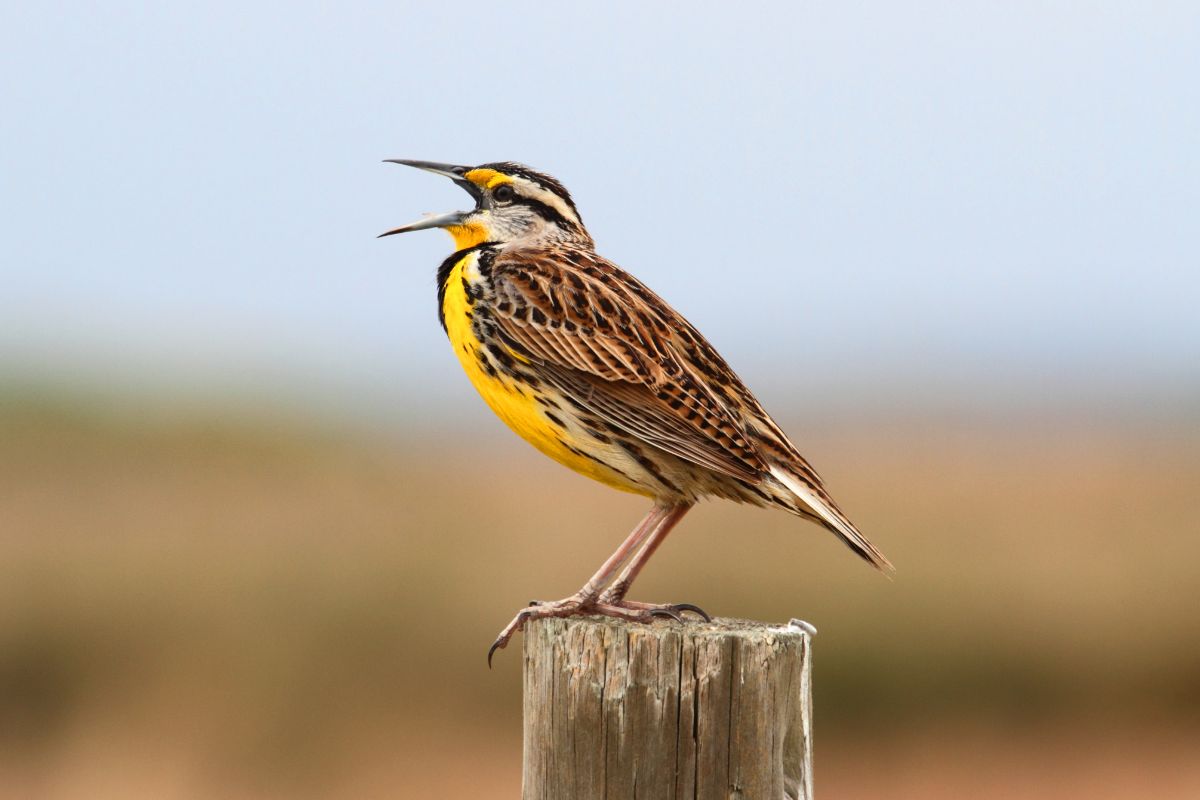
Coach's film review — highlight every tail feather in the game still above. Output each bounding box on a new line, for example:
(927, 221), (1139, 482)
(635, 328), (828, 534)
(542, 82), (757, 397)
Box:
(769, 465), (894, 573)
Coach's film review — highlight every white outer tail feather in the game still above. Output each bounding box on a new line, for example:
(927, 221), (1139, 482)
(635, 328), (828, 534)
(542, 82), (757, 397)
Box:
(768, 465), (894, 573)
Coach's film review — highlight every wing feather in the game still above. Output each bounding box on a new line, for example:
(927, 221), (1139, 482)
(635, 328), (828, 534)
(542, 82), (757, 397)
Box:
(488, 248), (766, 482)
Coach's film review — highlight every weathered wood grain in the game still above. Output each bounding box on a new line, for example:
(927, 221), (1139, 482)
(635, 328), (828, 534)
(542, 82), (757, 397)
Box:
(523, 616), (814, 800)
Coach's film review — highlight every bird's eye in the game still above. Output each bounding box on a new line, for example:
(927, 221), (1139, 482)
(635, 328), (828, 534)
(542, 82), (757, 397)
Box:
(493, 185), (515, 203)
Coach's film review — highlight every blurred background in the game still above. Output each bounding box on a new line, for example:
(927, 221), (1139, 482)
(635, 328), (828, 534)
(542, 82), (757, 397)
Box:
(2, 2), (1198, 798)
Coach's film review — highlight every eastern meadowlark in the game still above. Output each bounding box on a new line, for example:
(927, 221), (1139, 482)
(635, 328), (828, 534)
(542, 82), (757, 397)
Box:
(381, 160), (891, 663)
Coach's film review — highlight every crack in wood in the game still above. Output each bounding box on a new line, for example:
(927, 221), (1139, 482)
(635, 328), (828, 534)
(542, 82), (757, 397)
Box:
(522, 616), (813, 800)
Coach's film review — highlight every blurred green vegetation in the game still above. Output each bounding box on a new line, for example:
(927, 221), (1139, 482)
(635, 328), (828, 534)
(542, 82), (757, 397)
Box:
(1, 388), (1198, 798)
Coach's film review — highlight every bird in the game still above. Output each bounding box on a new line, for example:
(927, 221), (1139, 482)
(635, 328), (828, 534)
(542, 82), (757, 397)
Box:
(380, 160), (891, 664)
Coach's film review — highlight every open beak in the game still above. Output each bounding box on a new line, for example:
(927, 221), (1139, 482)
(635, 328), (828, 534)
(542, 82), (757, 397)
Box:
(377, 209), (470, 238)
(378, 159), (481, 238)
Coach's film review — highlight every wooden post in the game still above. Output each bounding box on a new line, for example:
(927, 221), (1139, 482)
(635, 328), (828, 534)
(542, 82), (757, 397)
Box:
(522, 615), (815, 800)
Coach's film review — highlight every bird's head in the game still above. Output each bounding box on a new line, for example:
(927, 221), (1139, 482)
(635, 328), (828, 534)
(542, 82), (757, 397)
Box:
(380, 160), (591, 250)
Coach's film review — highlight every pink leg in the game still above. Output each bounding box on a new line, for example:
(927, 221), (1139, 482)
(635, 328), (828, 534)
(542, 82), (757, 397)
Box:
(488, 503), (677, 665)
(598, 503), (693, 604)
(573, 504), (675, 599)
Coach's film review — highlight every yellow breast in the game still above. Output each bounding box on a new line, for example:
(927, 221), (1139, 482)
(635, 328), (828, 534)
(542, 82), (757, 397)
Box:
(442, 251), (652, 496)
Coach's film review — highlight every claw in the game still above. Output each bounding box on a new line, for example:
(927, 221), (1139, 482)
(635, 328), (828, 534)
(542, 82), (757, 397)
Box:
(488, 624), (517, 668)
(488, 595), (589, 667)
(487, 639), (502, 668)
(671, 603), (712, 622)
(649, 606), (684, 623)
(488, 607), (534, 668)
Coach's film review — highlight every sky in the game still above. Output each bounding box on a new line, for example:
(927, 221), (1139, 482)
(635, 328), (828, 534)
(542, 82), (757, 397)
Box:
(1, 2), (1197, 422)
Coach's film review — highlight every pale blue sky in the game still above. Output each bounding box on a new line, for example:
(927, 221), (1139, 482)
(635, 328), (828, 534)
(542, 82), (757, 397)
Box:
(2, 2), (1197, 420)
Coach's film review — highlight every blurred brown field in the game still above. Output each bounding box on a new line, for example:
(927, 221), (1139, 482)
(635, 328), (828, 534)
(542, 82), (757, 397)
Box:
(1, 392), (1199, 799)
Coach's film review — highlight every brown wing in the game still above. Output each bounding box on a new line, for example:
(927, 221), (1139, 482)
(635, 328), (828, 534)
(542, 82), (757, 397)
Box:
(487, 246), (767, 482)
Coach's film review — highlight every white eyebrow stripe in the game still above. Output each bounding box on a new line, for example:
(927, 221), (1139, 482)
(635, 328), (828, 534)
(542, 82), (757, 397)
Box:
(515, 178), (581, 227)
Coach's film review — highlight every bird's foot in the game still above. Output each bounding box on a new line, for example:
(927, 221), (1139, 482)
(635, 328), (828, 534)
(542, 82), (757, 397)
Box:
(595, 597), (713, 623)
(488, 593), (590, 666)
(596, 584), (712, 623)
(488, 594), (712, 666)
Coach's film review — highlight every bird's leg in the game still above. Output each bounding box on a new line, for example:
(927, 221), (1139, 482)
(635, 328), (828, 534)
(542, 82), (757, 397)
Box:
(571, 504), (676, 601)
(597, 503), (711, 621)
(488, 504), (674, 665)
(598, 503), (690, 602)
